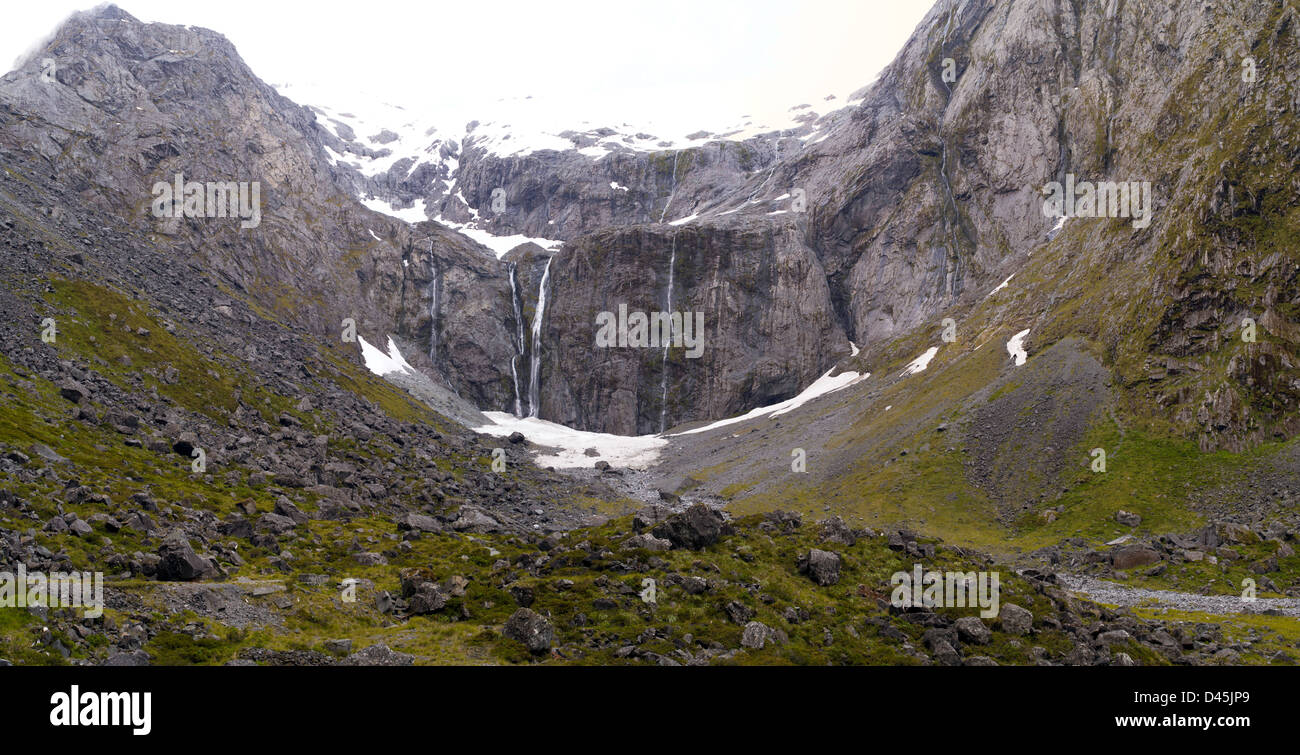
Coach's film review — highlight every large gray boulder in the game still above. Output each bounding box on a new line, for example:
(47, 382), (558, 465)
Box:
(797, 549), (842, 586)
(651, 504), (730, 550)
(156, 531), (217, 581)
(503, 608), (555, 654)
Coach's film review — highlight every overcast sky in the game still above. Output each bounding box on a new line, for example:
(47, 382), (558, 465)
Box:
(3, 1), (936, 137)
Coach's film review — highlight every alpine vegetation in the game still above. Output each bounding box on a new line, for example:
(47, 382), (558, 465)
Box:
(890, 564), (1000, 619)
(0, 567), (103, 619)
(0, 0), (1298, 690)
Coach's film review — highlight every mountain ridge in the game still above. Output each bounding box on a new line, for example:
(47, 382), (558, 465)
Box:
(0, 0), (1299, 668)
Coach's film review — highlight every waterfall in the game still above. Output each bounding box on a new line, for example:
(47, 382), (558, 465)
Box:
(659, 150), (681, 223)
(658, 233), (677, 433)
(508, 263), (525, 417)
(528, 255), (554, 418)
(937, 3), (963, 296)
(428, 263), (441, 363)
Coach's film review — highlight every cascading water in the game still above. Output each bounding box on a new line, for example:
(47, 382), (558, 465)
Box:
(659, 151), (681, 223)
(658, 233), (677, 434)
(937, 3), (965, 296)
(527, 256), (554, 418)
(508, 263), (526, 416)
(428, 263), (441, 362)
(654, 153), (683, 433)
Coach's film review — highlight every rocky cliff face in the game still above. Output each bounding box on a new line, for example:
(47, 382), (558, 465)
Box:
(536, 220), (848, 434)
(3, 0), (1297, 449)
(0, 6), (519, 412)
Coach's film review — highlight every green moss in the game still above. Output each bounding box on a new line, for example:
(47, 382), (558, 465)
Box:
(144, 630), (244, 666)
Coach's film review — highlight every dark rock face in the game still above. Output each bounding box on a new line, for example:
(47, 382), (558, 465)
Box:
(538, 223), (849, 433)
(0, 7), (518, 416)
(5, 2), (1297, 444)
(652, 504), (730, 550)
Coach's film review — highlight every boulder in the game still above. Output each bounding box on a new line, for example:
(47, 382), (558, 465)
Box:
(622, 533), (673, 552)
(397, 512), (441, 533)
(1111, 545), (1160, 570)
(1115, 510), (1142, 527)
(797, 549), (842, 586)
(503, 608), (554, 654)
(954, 616), (992, 645)
(651, 504), (729, 550)
(1000, 603), (1033, 635)
(58, 379), (89, 404)
(740, 621), (787, 650)
(408, 584), (448, 615)
(274, 497), (310, 525)
(338, 644), (415, 666)
(818, 516), (857, 546)
(156, 532), (217, 581)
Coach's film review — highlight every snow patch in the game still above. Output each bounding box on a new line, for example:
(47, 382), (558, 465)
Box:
(435, 216), (563, 260)
(1007, 329), (1031, 366)
(986, 274), (1014, 298)
(673, 367), (869, 436)
(358, 336), (415, 376)
(474, 413), (666, 469)
(362, 197), (428, 223)
(902, 346), (939, 376)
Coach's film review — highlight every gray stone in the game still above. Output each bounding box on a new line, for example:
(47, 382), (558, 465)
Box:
(797, 548), (842, 586)
(503, 608), (554, 654)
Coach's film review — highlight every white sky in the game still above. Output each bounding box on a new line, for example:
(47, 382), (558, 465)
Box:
(2, 0), (935, 139)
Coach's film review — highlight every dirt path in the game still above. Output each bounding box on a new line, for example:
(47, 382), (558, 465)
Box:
(1059, 574), (1300, 618)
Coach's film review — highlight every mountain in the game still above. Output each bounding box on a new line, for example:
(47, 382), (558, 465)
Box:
(0, 1), (1298, 668)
